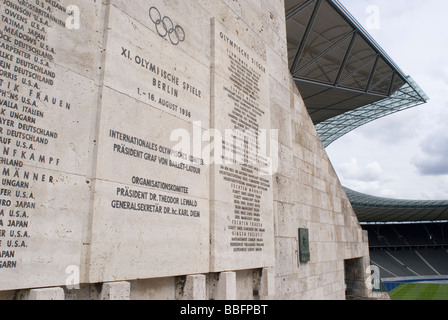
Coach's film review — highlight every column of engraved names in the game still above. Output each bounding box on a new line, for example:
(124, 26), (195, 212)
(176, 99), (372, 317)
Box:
(218, 32), (271, 253)
(0, 0), (69, 270)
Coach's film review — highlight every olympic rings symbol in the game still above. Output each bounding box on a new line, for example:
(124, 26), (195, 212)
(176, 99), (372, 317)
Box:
(149, 6), (185, 46)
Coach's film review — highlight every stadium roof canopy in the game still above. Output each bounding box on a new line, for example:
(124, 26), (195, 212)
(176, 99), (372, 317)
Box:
(285, 0), (429, 147)
(285, 0), (448, 223)
(345, 188), (448, 223)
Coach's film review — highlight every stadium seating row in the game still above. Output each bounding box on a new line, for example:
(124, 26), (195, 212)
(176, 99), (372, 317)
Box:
(363, 223), (448, 279)
(363, 223), (448, 247)
(370, 249), (448, 279)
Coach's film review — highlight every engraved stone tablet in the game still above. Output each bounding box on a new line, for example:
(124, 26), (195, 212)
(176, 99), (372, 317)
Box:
(87, 4), (211, 282)
(0, 0), (100, 290)
(0, 0), (277, 290)
(210, 19), (275, 272)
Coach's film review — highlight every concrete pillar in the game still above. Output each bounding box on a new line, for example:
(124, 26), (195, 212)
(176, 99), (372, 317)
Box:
(181, 275), (207, 300)
(99, 281), (131, 300)
(213, 272), (236, 300)
(22, 287), (65, 300)
(260, 268), (275, 299)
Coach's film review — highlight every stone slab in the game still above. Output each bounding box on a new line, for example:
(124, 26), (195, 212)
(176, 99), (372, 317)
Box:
(99, 281), (131, 300)
(87, 5), (211, 282)
(21, 287), (65, 300)
(210, 19), (275, 272)
(180, 274), (207, 300)
(213, 271), (236, 300)
(0, 0), (101, 290)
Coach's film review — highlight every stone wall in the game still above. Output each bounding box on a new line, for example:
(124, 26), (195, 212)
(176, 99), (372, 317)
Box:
(271, 77), (370, 300)
(0, 0), (370, 300)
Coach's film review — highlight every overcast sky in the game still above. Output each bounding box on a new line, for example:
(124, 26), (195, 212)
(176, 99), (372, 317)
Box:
(325, 0), (448, 200)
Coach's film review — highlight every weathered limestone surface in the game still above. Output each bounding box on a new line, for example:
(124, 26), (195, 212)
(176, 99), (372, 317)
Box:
(0, 0), (103, 290)
(0, 0), (370, 300)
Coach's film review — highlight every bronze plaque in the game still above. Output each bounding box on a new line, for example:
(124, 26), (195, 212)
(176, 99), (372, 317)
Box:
(299, 228), (310, 263)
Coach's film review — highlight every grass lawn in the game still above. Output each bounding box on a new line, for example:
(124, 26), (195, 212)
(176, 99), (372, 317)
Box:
(389, 283), (448, 300)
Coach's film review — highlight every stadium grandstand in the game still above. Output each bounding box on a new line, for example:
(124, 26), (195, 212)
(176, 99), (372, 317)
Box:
(286, 0), (448, 299)
(349, 188), (448, 296)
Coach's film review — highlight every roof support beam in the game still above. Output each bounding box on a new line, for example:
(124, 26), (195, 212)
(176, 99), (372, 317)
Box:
(388, 71), (396, 96)
(336, 53), (378, 87)
(334, 30), (357, 86)
(286, 0), (316, 20)
(290, 0), (322, 74)
(293, 29), (357, 77)
(294, 77), (388, 100)
(369, 70), (394, 93)
(365, 54), (380, 92)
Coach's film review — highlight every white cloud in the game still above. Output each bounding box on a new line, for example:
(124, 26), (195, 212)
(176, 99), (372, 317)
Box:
(334, 158), (397, 197)
(412, 126), (448, 176)
(339, 158), (383, 182)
